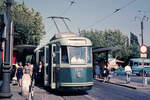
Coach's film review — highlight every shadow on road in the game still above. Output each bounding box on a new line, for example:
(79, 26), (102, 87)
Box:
(44, 87), (88, 96)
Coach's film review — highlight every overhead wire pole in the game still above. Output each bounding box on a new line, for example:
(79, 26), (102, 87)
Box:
(135, 11), (149, 45)
(135, 10), (149, 86)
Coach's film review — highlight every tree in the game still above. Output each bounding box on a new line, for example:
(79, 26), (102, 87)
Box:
(129, 32), (140, 58)
(11, 2), (45, 45)
(80, 29), (130, 62)
(130, 32), (139, 45)
(0, 0), (6, 12)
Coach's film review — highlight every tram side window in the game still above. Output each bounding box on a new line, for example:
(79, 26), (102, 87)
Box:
(53, 46), (56, 64)
(46, 47), (49, 64)
(61, 46), (68, 64)
(87, 47), (92, 63)
(53, 45), (60, 64)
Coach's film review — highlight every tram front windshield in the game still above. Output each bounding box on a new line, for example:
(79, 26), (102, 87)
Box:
(70, 47), (91, 64)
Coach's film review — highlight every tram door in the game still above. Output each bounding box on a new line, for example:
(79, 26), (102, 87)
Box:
(44, 46), (49, 86)
(50, 44), (60, 89)
(51, 44), (56, 89)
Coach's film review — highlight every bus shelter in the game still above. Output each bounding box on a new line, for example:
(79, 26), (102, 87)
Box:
(93, 47), (121, 68)
(14, 45), (37, 65)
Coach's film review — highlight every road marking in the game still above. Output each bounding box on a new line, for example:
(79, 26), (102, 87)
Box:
(84, 95), (97, 100)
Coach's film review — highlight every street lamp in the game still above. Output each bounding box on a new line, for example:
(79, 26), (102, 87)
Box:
(0, 0), (13, 98)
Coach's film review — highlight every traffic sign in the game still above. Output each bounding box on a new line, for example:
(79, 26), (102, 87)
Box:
(140, 44), (148, 54)
(140, 53), (147, 58)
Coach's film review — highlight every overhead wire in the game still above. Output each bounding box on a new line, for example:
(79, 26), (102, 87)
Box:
(46, 0), (77, 31)
(60, 0), (77, 16)
(39, 0), (78, 45)
(86, 0), (137, 29)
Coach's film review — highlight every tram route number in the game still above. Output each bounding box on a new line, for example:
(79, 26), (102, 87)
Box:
(75, 68), (83, 72)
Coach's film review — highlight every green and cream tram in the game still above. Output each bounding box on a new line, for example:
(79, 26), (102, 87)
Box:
(34, 33), (93, 91)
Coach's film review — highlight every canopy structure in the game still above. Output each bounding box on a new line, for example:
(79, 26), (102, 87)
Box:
(93, 47), (121, 68)
(13, 45), (37, 64)
(93, 47), (120, 53)
(14, 45), (37, 54)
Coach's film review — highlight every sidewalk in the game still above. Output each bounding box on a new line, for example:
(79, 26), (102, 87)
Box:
(96, 77), (150, 90)
(0, 84), (63, 100)
(0, 84), (26, 100)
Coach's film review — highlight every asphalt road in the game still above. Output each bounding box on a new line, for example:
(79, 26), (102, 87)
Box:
(1, 80), (150, 100)
(87, 80), (150, 100)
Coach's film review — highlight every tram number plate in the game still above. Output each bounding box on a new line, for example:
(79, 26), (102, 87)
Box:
(75, 68), (83, 78)
(75, 68), (83, 72)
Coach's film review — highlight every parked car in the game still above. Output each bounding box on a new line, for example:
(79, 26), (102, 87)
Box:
(114, 67), (126, 75)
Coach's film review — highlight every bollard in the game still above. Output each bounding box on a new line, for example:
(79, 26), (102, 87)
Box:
(143, 77), (148, 85)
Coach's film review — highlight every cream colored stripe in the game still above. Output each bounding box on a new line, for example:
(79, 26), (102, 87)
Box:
(60, 66), (92, 68)
(60, 82), (93, 87)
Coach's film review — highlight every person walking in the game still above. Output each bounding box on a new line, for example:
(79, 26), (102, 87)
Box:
(125, 64), (132, 83)
(95, 62), (100, 79)
(15, 62), (23, 86)
(103, 65), (109, 82)
(21, 62), (33, 97)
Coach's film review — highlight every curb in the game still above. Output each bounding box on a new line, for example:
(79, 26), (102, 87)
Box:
(95, 79), (137, 89)
(108, 81), (137, 89)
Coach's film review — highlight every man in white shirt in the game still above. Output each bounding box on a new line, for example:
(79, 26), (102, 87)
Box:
(125, 65), (132, 83)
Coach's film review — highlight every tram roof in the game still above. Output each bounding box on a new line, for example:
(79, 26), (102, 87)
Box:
(50, 32), (77, 40)
(35, 32), (92, 52)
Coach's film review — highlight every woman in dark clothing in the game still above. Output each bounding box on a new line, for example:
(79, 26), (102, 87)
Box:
(37, 61), (44, 86)
(15, 62), (23, 86)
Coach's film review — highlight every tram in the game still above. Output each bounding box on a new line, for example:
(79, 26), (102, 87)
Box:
(34, 32), (93, 91)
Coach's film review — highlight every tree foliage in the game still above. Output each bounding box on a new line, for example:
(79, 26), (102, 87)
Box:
(0, 0), (6, 12)
(80, 29), (141, 63)
(128, 32), (140, 58)
(0, 1), (45, 45)
(11, 3), (45, 45)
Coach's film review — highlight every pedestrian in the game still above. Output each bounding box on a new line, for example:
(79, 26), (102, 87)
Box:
(21, 62), (33, 97)
(15, 62), (23, 86)
(95, 62), (100, 79)
(37, 61), (44, 86)
(103, 65), (109, 82)
(125, 64), (132, 83)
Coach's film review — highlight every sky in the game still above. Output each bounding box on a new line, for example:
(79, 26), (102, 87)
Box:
(16, 0), (150, 46)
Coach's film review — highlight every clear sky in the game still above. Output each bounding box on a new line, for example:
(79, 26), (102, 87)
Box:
(16, 0), (150, 46)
